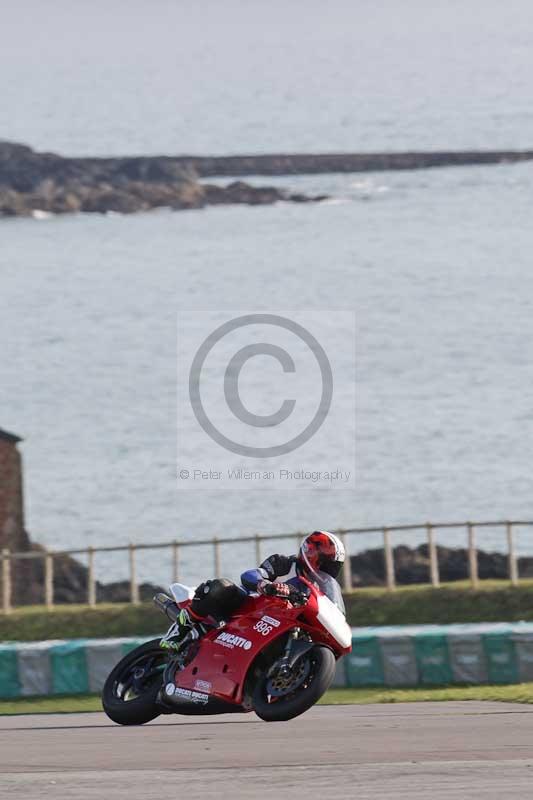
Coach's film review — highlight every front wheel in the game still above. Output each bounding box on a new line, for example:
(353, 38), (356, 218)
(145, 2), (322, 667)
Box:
(252, 645), (336, 722)
(102, 638), (168, 725)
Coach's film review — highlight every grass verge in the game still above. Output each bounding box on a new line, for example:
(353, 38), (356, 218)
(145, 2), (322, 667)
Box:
(4, 580), (533, 642)
(0, 602), (164, 641)
(343, 579), (533, 626)
(2, 683), (533, 715)
(320, 684), (533, 705)
(0, 694), (103, 714)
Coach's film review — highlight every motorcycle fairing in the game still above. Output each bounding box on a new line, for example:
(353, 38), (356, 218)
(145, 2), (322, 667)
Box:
(170, 594), (303, 708)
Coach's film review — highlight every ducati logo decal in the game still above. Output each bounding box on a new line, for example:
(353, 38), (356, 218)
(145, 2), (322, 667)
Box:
(175, 687), (209, 705)
(215, 631), (253, 650)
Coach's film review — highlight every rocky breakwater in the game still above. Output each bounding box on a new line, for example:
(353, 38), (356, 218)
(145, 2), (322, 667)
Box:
(350, 544), (533, 587)
(9, 540), (533, 606)
(0, 142), (325, 217)
(10, 543), (165, 606)
(4, 140), (533, 217)
(187, 149), (533, 177)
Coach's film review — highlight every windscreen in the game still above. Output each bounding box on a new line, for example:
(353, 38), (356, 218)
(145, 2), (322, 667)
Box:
(313, 570), (346, 614)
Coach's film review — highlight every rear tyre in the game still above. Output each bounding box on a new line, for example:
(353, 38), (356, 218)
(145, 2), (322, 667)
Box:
(252, 645), (336, 722)
(102, 638), (168, 725)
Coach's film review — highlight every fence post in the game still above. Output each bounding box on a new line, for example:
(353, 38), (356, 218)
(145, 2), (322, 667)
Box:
(129, 544), (139, 604)
(506, 522), (518, 586)
(467, 522), (478, 588)
(213, 537), (221, 578)
(2, 549), (11, 614)
(254, 535), (261, 566)
(427, 523), (440, 587)
(44, 551), (54, 609)
(383, 528), (395, 590)
(172, 541), (180, 583)
(87, 547), (96, 606)
(339, 532), (352, 592)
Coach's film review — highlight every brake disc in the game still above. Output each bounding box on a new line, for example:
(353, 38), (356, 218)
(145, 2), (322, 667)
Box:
(265, 656), (311, 698)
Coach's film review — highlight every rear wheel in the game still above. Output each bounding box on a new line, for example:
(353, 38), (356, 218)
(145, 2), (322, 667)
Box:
(252, 645), (335, 722)
(102, 638), (168, 725)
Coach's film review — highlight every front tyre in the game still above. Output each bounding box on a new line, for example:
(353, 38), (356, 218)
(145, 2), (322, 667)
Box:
(102, 638), (168, 725)
(252, 645), (336, 722)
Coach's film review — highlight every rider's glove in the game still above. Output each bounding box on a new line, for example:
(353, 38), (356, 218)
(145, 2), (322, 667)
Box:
(257, 580), (290, 597)
(260, 554), (296, 581)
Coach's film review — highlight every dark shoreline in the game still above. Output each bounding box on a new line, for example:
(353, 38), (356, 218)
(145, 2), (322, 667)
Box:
(0, 142), (326, 217)
(29, 147), (533, 178)
(173, 149), (533, 177)
(2, 141), (533, 218)
(11, 542), (533, 606)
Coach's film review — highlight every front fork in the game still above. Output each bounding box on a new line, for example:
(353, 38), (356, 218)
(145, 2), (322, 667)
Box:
(269, 628), (299, 679)
(268, 628), (315, 679)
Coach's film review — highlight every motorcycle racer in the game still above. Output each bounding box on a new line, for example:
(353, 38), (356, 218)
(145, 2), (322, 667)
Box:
(160, 531), (345, 651)
(242, 529), (345, 595)
(104, 530), (351, 724)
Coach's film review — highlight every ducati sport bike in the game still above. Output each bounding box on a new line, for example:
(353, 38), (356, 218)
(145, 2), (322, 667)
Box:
(102, 571), (352, 724)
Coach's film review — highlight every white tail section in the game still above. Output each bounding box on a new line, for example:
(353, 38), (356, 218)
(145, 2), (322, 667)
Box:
(170, 582), (196, 604)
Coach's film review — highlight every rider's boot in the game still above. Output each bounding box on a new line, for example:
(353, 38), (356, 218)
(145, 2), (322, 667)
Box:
(160, 608), (208, 653)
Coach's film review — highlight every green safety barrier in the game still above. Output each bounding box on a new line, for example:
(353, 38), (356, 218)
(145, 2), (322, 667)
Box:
(483, 633), (519, 684)
(0, 644), (21, 698)
(4, 624), (533, 698)
(344, 635), (384, 686)
(343, 623), (533, 687)
(413, 633), (454, 686)
(0, 637), (152, 699)
(51, 642), (90, 694)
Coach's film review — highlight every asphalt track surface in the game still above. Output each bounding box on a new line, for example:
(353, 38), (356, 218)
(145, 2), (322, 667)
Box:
(2, 702), (533, 799)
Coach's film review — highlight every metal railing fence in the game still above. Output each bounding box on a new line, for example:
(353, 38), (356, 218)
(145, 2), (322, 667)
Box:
(1, 519), (531, 613)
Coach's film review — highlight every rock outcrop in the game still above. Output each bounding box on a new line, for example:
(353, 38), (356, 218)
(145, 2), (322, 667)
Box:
(12, 546), (164, 606)
(12, 542), (533, 606)
(0, 142), (325, 217)
(3, 140), (532, 218)
(350, 544), (532, 587)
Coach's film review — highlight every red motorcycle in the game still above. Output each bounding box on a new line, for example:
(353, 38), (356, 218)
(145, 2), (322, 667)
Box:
(102, 571), (352, 724)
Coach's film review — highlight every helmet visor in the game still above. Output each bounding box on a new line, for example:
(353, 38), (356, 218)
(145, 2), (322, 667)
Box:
(301, 547), (344, 581)
(320, 559), (344, 579)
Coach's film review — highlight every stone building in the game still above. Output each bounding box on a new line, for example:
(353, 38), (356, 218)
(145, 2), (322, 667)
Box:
(0, 428), (30, 553)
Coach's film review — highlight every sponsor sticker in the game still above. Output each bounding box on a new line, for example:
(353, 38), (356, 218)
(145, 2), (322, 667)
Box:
(215, 631), (253, 650)
(175, 687), (209, 705)
(165, 682), (176, 696)
(194, 679), (212, 693)
(261, 615), (280, 628)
